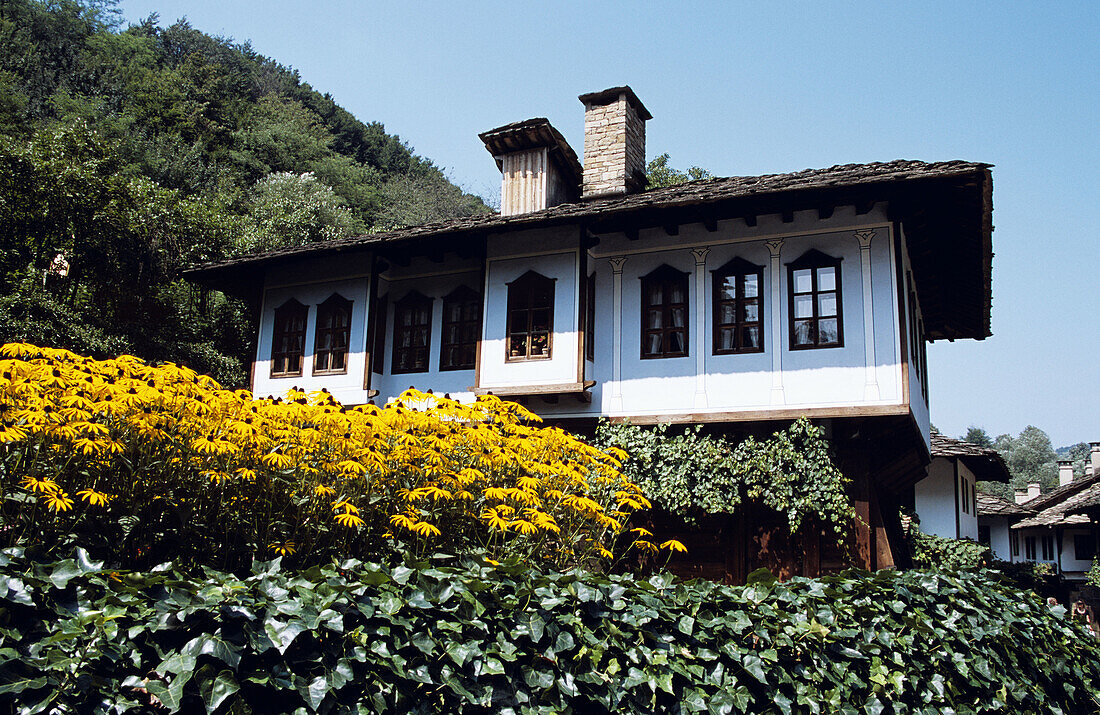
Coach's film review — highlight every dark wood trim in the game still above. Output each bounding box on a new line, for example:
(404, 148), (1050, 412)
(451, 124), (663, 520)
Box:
(363, 255), (381, 390)
(312, 293), (353, 376)
(892, 223), (910, 408)
(607, 403), (910, 425)
(786, 249), (844, 351)
(744, 215), (757, 227)
(473, 380), (595, 397)
(270, 298), (308, 378)
(639, 264), (690, 360)
(711, 257), (765, 356)
(473, 239), (487, 389)
(663, 224), (679, 236)
(439, 284), (481, 372)
(505, 270), (555, 362)
(703, 216), (718, 232)
(391, 291), (433, 375)
(576, 229), (589, 382)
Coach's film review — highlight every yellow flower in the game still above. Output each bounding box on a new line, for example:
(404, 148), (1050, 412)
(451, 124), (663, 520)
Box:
(632, 540), (660, 554)
(270, 541), (297, 556)
(76, 489), (110, 506)
(0, 423), (28, 442)
(334, 512), (365, 528)
(660, 539), (688, 553)
(260, 449), (293, 469)
(43, 490), (75, 512)
(314, 483), (336, 497)
(410, 521), (441, 538)
(333, 500), (359, 514)
(21, 475), (59, 493)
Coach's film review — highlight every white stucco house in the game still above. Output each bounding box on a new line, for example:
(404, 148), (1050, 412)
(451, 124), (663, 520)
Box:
(912, 431), (1011, 543)
(183, 86), (995, 579)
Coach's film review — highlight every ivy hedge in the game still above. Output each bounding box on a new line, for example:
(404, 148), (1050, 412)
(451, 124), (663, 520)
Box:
(2, 549), (1100, 714)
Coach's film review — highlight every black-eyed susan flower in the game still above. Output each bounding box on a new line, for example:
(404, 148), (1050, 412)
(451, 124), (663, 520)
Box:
(76, 488), (110, 506)
(43, 490), (75, 512)
(21, 475), (59, 493)
(334, 512), (364, 528)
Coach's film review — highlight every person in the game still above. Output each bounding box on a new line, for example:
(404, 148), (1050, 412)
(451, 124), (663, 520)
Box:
(1072, 600), (1096, 637)
(1047, 596), (1059, 608)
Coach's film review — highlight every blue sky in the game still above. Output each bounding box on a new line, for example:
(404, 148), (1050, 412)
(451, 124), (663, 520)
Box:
(119, 0), (1099, 447)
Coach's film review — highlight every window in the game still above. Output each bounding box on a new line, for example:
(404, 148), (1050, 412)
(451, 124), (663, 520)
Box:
(641, 265), (689, 359)
(271, 299), (308, 377)
(440, 286), (480, 371)
(971, 483), (976, 517)
(1025, 536), (1036, 561)
(961, 476), (969, 514)
(371, 294), (387, 375)
(585, 273), (595, 361)
(1041, 534), (1054, 561)
(506, 271), (554, 361)
(1076, 535), (1096, 561)
(978, 525), (991, 546)
(392, 292), (432, 374)
(1011, 532), (1019, 557)
(787, 250), (843, 349)
(713, 257), (764, 354)
(313, 294), (352, 374)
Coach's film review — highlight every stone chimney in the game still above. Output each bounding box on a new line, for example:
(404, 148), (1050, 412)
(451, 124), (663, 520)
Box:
(1014, 488), (1030, 505)
(579, 86), (651, 199)
(479, 118), (581, 217)
(1058, 460), (1074, 487)
(1091, 442), (1100, 477)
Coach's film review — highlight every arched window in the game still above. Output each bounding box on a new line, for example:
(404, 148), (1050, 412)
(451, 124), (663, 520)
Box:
(440, 285), (481, 371)
(640, 265), (689, 359)
(313, 293), (353, 374)
(713, 257), (764, 354)
(506, 271), (554, 361)
(271, 298), (308, 377)
(787, 249), (843, 349)
(392, 291), (432, 374)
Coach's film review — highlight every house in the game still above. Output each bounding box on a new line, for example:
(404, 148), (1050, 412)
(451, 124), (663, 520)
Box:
(911, 431), (1011, 542)
(976, 492), (1033, 561)
(1004, 442), (1100, 582)
(183, 86), (994, 581)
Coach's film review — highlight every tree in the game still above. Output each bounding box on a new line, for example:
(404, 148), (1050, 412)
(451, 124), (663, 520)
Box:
(963, 426), (994, 448)
(645, 153), (712, 189)
(986, 426), (1059, 499)
(239, 171), (363, 253)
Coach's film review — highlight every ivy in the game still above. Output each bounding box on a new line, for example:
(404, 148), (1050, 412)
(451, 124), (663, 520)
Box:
(594, 417), (854, 538)
(909, 528), (991, 571)
(2, 549), (1100, 713)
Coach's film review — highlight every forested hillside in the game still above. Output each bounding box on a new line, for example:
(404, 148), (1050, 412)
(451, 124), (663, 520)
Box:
(0, 0), (490, 385)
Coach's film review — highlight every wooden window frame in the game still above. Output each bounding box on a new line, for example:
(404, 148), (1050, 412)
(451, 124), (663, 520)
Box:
(313, 293), (353, 375)
(439, 285), (481, 371)
(506, 271), (555, 362)
(712, 257), (765, 355)
(585, 272), (595, 362)
(372, 293), (388, 375)
(640, 264), (690, 360)
(271, 298), (309, 378)
(787, 249), (844, 350)
(391, 291), (433, 375)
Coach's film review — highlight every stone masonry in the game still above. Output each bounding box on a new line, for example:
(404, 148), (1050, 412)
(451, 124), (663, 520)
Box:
(579, 86), (651, 198)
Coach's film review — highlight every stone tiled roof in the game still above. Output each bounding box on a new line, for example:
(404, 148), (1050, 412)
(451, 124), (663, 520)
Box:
(182, 159), (992, 340)
(930, 431), (1012, 482)
(976, 492), (1034, 517)
(1013, 474), (1100, 529)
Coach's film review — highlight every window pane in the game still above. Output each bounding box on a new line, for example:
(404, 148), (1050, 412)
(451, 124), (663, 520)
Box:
(793, 269), (813, 293)
(669, 282), (685, 303)
(531, 309), (550, 331)
(817, 292), (837, 317)
(669, 307), (685, 328)
(332, 352), (345, 371)
(719, 327), (734, 350)
(794, 295), (814, 319)
(817, 266), (836, 292)
(647, 284), (663, 306)
(741, 302), (759, 323)
(818, 318), (839, 344)
(647, 309), (663, 329)
(510, 335), (527, 356)
(720, 278), (737, 301)
(793, 320), (814, 346)
(741, 326), (760, 349)
(743, 274), (759, 298)
(531, 333), (549, 356)
(288, 354), (301, 373)
(668, 331), (685, 353)
(646, 333), (662, 356)
(719, 303), (736, 325)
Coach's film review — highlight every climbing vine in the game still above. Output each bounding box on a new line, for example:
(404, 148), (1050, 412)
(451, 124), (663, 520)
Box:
(593, 417), (854, 539)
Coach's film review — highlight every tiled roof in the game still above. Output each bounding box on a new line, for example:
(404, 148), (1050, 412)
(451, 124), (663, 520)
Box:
(976, 492), (1034, 517)
(1012, 474), (1100, 529)
(182, 159), (992, 341)
(930, 431), (1012, 482)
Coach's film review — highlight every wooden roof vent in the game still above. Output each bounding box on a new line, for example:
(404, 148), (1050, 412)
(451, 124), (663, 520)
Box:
(479, 118), (582, 216)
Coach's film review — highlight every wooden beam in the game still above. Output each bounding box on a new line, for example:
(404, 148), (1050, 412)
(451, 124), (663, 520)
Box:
(781, 209), (794, 223)
(427, 249), (445, 263)
(855, 200), (876, 215)
(624, 227), (639, 241)
(663, 224), (679, 236)
(817, 205), (835, 220)
(703, 216), (718, 232)
(744, 215), (757, 227)
(472, 380), (596, 397)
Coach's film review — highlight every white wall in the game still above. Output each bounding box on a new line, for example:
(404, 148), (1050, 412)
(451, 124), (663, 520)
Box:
(980, 516), (1012, 560)
(1060, 527), (1095, 578)
(915, 458), (959, 539)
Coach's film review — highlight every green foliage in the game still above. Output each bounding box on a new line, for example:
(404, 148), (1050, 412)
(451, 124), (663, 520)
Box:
(645, 152), (712, 189)
(909, 528), (991, 570)
(3, 549), (1100, 713)
(594, 418), (854, 538)
(1087, 558), (1100, 588)
(0, 0), (489, 384)
(973, 424), (1058, 501)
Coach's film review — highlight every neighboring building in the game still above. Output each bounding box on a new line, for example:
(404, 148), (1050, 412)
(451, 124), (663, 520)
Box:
(976, 492), (1033, 561)
(184, 86), (994, 581)
(913, 431), (1011, 542)
(1007, 443), (1100, 582)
